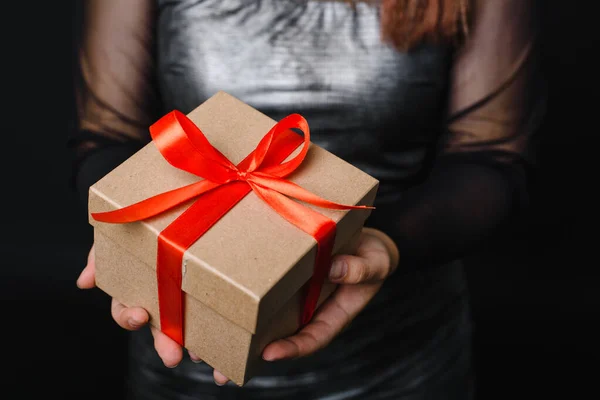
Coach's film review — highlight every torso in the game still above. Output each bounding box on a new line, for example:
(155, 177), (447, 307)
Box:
(129, 1), (472, 397)
(156, 0), (452, 203)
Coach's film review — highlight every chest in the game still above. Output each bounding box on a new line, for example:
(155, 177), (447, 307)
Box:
(156, 0), (451, 148)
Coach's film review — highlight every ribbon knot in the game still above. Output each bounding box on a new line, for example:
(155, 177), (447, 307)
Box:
(92, 110), (372, 346)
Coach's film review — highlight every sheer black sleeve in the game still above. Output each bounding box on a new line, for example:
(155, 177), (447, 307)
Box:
(370, 0), (546, 270)
(70, 0), (158, 204)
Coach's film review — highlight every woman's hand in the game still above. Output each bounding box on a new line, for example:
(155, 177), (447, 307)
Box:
(77, 245), (231, 384)
(77, 227), (399, 386)
(261, 227), (399, 359)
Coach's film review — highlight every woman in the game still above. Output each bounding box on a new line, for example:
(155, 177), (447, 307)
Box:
(72, 0), (544, 398)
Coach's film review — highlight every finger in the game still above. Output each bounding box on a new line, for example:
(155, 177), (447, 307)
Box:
(362, 228), (400, 271)
(76, 246), (97, 289)
(262, 282), (381, 361)
(188, 350), (203, 363)
(110, 299), (149, 330)
(150, 326), (184, 368)
(328, 249), (390, 284)
(328, 231), (394, 284)
(213, 369), (229, 386)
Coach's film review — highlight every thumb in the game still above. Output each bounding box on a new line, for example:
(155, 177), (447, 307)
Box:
(77, 245), (97, 289)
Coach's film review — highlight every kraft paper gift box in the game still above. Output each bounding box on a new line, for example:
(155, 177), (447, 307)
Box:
(88, 91), (379, 385)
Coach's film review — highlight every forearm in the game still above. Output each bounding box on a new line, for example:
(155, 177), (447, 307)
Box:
(370, 156), (527, 270)
(72, 0), (158, 209)
(383, 0), (544, 272)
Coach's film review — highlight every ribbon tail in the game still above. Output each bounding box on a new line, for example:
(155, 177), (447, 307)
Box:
(249, 174), (374, 210)
(248, 182), (336, 326)
(91, 179), (222, 223)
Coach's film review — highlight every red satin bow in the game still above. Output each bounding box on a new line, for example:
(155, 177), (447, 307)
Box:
(92, 111), (371, 345)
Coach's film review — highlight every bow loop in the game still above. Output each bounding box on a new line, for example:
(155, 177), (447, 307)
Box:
(255, 114), (311, 178)
(245, 114), (310, 176)
(150, 111), (238, 183)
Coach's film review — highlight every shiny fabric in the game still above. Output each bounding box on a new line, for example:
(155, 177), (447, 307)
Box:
(73, 0), (544, 398)
(154, 0), (450, 204)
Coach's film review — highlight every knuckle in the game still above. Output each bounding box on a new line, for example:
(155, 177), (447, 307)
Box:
(351, 260), (370, 283)
(348, 251), (391, 283)
(298, 330), (321, 354)
(370, 250), (391, 280)
(111, 300), (129, 328)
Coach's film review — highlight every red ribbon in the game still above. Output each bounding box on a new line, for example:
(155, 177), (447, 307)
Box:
(92, 111), (371, 345)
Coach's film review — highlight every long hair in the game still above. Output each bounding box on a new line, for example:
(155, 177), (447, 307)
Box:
(377, 0), (471, 50)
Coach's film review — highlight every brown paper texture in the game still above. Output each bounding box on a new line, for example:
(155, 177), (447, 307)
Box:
(89, 91), (379, 385)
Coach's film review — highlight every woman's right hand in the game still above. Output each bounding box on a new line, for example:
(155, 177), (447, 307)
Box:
(76, 245), (191, 368)
(77, 245), (231, 384)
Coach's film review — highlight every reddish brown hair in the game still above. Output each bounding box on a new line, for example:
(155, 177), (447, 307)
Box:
(360, 0), (471, 51)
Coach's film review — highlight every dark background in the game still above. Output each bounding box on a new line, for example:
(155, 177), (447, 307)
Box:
(3, 1), (598, 398)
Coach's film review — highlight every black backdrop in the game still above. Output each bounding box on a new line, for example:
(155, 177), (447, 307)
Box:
(3, 1), (598, 398)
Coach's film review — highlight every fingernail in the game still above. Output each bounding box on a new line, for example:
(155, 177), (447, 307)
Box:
(214, 380), (226, 386)
(189, 354), (203, 364)
(188, 350), (203, 363)
(329, 260), (347, 280)
(166, 363), (179, 369)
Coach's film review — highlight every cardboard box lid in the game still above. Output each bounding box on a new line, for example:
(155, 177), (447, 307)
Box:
(89, 91), (379, 334)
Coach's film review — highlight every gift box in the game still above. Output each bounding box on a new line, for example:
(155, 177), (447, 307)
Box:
(88, 91), (379, 385)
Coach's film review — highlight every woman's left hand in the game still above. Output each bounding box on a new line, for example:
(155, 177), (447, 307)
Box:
(214, 227), (399, 385)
